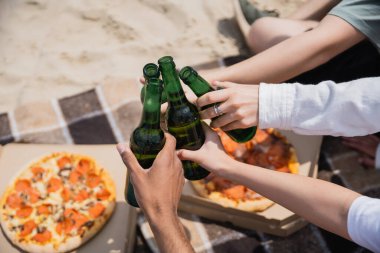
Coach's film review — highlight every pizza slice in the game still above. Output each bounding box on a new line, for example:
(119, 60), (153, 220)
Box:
(191, 129), (299, 212)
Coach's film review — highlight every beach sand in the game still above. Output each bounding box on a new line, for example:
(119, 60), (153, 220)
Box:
(0, 0), (304, 112)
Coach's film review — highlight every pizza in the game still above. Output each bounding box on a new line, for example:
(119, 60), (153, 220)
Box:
(0, 152), (116, 253)
(191, 129), (299, 212)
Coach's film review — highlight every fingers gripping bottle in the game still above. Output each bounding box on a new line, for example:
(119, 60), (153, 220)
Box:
(158, 56), (210, 180)
(126, 77), (166, 207)
(179, 66), (256, 143)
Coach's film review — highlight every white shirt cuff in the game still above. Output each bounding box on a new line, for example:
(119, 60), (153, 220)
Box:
(375, 143), (380, 170)
(347, 196), (380, 252)
(258, 83), (296, 130)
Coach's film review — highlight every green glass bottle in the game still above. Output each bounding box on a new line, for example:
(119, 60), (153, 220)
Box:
(140, 63), (167, 104)
(126, 77), (166, 207)
(179, 66), (256, 143)
(158, 56), (209, 180)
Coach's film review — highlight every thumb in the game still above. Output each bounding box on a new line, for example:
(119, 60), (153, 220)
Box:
(177, 149), (200, 164)
(201, 121), (222, 143)
(116, 143), (143, 174)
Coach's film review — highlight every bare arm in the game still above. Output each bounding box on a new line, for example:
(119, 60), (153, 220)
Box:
(203, 15), (365, 84)
(289, 0), (341, 20)
(147, 212), (192, 253)
(222, 159), (361, 240)
(178, 125), (361, 240)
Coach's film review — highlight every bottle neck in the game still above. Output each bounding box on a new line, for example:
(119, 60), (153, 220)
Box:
(159, 61), (188, 107)
(143, 63), (160, 84)
(180, 67), (214, 97)
(139, 84), (162, 129)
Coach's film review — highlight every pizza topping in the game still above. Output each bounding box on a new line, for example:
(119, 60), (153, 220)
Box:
(253, 130), (272, 145)
(15, 179), (31, 192)
(83, 220), (94, 229)
(76, 159), (91, 175)
(32, 229), (52, 244)
(69, 170), (83, 184)
(86, 173), (101, 188)
(26, 188), (40, 203)
(56, 218), (74, 235)
(245, 190), (263, 200)
(74, 189), (89, 202)
(58, 167), (72, 178)
(72, 211), (89, 230)
(89, 203), (105, 218)
(64, 208), (76, 219)
(212, 177), (233, 190)
(222, 185), (246, 200)
(19, 220), (37, 237)
(46, 177), (62, 193)
(276, 167), (290, 173)
(57, 156), (72, 169)
(37, 204), (51, 215)
(6, 193), (23, 209)
(16, 206), (33, 218)
(96, 188), (111, 200)
(31, 167), (45, 182)
(61, 187), (72, 202)
(34, 181), (48, 199)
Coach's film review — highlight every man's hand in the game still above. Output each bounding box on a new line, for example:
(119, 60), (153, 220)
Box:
(117, 133), (184, 217)
(197, 81), (259, 131)
(117, 134), (194, 253)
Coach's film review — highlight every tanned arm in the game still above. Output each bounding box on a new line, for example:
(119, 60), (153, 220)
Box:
(118, 134), (194, 253)
(289, 0), (341, 20)
(147, 211), (193, 252)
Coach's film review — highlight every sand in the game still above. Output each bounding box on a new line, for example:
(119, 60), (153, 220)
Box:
(0, 0), (303, 113)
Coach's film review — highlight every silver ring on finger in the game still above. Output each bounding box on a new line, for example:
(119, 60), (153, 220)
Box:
(213, 103), (223, 117)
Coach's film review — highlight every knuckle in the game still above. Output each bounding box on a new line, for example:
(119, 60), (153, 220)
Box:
(241, 118), (251, 127)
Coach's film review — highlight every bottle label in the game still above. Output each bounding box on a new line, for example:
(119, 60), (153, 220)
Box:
(168, 118), (204, 150)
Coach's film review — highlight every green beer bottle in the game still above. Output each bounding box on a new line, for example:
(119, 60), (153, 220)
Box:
(179, 66), (256, 143)
(140, 63), (167, 104)
(158, 56), (209, 180)
(126, 77), (166, 207)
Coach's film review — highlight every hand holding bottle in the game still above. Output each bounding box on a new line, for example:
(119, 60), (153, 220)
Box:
(177, 123), (234, 177)
(117, 133), (184, 216)
(197, 81), (259, 131)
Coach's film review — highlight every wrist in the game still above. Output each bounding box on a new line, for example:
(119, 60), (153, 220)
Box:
(217, 155), (239, 178)
(144, 205), (178, 225)
(145, 208), (181, 235)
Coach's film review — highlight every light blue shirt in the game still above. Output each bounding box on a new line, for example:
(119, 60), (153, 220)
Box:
(329, 0), (380, 51)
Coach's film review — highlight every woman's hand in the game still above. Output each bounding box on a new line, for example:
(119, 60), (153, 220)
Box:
(177, 122), (234, 176)
(117, 133), (184, 216)
(342, 135), (380, 168)
(197, 81), (259, 131)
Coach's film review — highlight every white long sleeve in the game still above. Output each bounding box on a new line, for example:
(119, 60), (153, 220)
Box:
(347, 196), (380, 253)
(259, 77), (380, 137)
